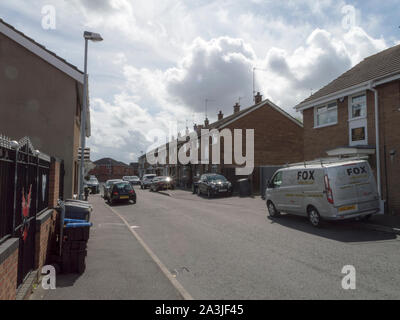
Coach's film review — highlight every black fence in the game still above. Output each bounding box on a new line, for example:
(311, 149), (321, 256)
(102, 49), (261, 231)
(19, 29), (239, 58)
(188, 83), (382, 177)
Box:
(0, 135), (51, 285)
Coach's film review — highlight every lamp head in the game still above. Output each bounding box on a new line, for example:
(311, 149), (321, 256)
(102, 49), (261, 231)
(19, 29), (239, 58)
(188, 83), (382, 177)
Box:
(84, 31), (103, 42)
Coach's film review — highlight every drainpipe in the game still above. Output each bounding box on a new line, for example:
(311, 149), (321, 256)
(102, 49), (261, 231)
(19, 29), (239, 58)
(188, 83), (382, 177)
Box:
(369, 82), (383, 213)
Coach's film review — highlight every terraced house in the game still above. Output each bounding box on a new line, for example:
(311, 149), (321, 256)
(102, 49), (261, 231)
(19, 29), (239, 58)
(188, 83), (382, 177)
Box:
(295, 44), (400, 216)
(143, 92), (304, 193)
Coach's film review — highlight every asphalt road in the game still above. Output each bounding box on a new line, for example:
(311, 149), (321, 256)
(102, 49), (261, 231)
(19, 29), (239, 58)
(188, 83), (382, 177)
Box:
(109, 187), (400, 300)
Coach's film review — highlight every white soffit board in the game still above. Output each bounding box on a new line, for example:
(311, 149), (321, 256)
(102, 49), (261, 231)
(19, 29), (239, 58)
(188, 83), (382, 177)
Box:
(0, 21), (84, 83)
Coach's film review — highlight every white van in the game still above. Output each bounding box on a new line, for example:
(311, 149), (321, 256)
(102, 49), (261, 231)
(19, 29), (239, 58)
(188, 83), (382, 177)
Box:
(265, 159), (380, 227)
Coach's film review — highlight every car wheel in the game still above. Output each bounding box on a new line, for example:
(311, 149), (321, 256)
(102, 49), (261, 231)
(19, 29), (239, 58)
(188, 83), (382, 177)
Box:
(267, 201), (280, 217)
(308, 207), (321, 227)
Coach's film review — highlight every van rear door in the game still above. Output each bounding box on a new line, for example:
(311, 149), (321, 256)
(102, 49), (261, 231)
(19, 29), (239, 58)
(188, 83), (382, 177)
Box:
(329, 161), (378, 209)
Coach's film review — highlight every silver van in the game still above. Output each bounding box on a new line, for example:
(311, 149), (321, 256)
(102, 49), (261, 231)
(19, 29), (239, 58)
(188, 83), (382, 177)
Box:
(265, 159), (380, 227)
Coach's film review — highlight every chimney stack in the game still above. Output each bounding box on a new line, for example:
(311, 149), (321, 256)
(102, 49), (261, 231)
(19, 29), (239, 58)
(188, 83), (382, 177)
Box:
(204, 117), (209, 127)
(255, 92), (263, 104)
(218, 110), (223, 121)
(233, 102), (240, 114)
(197, 124), (204, 134)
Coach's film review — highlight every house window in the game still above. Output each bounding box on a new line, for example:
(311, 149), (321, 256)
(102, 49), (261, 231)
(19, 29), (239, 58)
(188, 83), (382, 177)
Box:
(350, 94), (366, 119)
(351, 127), (366, 142)
(315, 102), (337, 127)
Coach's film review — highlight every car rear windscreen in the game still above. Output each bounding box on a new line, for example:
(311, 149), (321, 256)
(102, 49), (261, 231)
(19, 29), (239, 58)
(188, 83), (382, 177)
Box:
(114, 183), (132, 191)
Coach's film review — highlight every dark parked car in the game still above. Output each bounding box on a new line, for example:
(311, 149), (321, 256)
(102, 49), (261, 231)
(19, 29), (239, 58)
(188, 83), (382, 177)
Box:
(149, 176), (175, 192)
(103, 179), (123, 199)
(141, 174), (156, 189)
(105, 181), (136, 205)
(197, 173), (233, 198)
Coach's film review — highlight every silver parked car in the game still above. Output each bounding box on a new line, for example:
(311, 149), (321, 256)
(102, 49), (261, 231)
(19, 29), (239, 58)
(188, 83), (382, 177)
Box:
(140, 174), (156, 189)
(265, 159), (380, 227)
(123, 175), (141, 185)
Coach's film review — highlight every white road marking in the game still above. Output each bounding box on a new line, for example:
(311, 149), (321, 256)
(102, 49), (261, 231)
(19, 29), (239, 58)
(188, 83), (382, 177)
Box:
(107, 205), (194, 300)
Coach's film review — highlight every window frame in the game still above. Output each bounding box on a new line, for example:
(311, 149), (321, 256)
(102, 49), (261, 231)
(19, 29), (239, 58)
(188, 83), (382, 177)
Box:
(348, 92), (367, 121)
(314, 101), (338, 128)
(348, 91), (368, 146)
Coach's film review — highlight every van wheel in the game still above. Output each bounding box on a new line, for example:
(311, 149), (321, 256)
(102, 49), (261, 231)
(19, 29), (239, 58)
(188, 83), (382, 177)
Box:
(267, 201), (280, 217)
(308, 207), (321, 227)
(361, 214), (372, 221)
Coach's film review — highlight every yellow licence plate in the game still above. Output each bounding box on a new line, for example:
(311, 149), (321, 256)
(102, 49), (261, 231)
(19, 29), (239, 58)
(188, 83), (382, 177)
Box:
(119, 195), (129, 199)
(339, 204), (357, 212)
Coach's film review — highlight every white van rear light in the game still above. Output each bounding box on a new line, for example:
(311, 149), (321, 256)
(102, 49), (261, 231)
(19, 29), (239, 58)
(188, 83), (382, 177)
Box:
(324, 175), (334, 204)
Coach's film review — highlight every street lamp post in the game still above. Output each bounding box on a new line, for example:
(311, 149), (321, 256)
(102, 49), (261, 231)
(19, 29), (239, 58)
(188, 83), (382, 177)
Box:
(79, 31), (103, 200)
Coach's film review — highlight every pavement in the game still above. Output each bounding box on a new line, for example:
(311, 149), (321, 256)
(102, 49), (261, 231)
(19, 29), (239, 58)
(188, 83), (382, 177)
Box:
(32, 188), (400, 300)
(30, 194), (184, 300)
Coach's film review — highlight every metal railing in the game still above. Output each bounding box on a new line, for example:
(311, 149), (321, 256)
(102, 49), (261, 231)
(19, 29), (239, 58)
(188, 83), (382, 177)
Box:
(0, 134), (51, 285)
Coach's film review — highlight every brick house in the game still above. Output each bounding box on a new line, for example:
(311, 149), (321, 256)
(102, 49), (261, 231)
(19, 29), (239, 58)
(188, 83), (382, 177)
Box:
(145, 93), (304, 193)
(295, 44), (400, 215)
(0, 19), (90, 199)
(89, 158), (136, 182)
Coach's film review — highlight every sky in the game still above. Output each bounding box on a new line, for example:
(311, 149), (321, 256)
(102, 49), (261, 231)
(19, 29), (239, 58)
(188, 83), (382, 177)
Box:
(1, 0), (399, 163)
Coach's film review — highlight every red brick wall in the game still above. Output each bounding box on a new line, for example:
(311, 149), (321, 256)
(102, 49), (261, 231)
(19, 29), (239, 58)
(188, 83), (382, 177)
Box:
(303, 97), (348, 160)
(48, 159), (60, 208)
(0, 240), (18, 300)
(376, 81), (400, 214)
(223, 103), (304, 166)
(35, 210), (57, 272)
(89, 165), (136, 182)
(197, 103), (304, 168)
